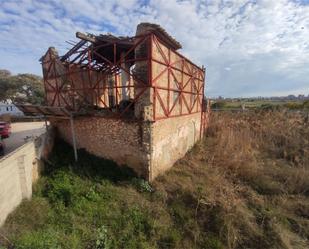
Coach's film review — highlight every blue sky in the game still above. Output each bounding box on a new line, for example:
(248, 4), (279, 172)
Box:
(0, 0), (308, 97)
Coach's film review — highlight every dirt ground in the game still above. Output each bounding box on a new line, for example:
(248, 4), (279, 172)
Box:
(3, 122), (46, 155)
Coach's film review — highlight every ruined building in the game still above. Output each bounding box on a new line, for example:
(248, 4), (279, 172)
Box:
(20, 23), (210, 181)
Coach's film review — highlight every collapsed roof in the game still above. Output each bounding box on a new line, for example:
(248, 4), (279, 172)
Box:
(37, 22), (205, 120)
(56, 23), (182, 72)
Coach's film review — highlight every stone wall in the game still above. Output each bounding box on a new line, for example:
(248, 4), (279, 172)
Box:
(52, 117), (151, 178)
(150, 112), (202, 180)
(53, 112), (202, 181)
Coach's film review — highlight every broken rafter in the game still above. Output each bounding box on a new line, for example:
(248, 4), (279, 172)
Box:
(61, 39), (87, 62)
(76, 32), (96, 43)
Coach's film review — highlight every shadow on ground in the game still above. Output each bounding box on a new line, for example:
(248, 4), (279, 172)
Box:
(45, 139), (138, 183)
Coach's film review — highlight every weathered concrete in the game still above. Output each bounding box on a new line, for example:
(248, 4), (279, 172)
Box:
(0, 142), (35, 226)
(0, 131), (53, 226)
(150, 112), (201, 180)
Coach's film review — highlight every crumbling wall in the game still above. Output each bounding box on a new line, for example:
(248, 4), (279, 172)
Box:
(43, 23), (206, 181)
(42, 49), (121, 110)
(53, 113), (202, 181)
(52, 117), (151, 178)
(149, 112), (201, 180)
(134, 24), (153, 120)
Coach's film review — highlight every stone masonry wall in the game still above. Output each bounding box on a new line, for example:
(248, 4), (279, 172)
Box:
(53, 117), (151, 178)
(53, 113), (202, 181)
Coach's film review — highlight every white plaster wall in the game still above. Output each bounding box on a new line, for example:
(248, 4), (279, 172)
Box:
(150, 112), (202, 180)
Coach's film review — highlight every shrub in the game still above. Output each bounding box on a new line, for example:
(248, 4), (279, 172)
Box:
(211, 101), (226, 109)
(202, 234), (224, 249)
(45, 170), (80, 207)
(260, 103), (282, 111)
(131, 178), (153, 193)
(283, 102), (303, 110)
(158, 229), (181, 249)
(303, 100), (309, 109)
(14, 230), (60, 249)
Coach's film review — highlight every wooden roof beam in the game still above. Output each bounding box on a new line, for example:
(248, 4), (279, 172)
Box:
(76, 32), (96, 43)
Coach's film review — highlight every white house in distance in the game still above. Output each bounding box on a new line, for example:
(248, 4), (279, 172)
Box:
(0, 101), (23, 116)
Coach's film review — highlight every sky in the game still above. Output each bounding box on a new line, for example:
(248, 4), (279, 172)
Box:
(0, 0), (308, 97)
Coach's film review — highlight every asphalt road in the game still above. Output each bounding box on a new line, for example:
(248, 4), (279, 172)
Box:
(3, 122), (46, 155)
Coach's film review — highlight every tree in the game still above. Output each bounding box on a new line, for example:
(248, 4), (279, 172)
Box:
(0, 69), (11, 78)
(0, 70), (17, 102)
(0, 69), (45, 105)
(12, 74), (45, 104)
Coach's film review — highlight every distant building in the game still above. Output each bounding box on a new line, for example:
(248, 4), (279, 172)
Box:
(287, 95), (296, 100)
(0, 101), (23, 116)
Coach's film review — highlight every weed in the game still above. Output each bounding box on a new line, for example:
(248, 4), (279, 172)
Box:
(13, 229), (61, 249)
(1, 111), (308, 249)
(131, 178), (153, 193)
(95, 225), (111, 249)
(202, 234), (224, 249)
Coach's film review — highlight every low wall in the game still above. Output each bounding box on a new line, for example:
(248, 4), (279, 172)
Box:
(150, 112), (202, 180)
(53, 113), (203, 181)
(0, 131), (52, 226)
(52, 117), (151, 178)
(0, 142), (36, 226)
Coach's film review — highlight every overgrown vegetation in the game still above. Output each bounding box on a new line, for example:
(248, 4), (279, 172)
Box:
(1, 110), (309, 249)
(211, 99), (309, 111)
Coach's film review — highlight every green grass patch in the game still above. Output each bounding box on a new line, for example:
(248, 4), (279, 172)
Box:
(1, 110), (309, 249)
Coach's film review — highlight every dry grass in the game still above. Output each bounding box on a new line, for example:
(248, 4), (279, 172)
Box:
(1, 110), (308, 249)
(154, 109), (309, 248)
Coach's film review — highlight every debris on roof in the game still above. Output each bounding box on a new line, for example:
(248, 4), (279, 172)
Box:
(136, 22), (182, 50)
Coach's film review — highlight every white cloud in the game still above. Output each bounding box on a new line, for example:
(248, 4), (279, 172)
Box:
(0, 0), (308, 97)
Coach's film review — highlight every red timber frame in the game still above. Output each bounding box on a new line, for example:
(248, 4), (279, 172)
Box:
(150, 34), (205, 121)
(42, 32), (208, 131)
(42, 33), (152, 117)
